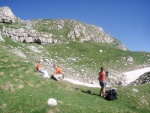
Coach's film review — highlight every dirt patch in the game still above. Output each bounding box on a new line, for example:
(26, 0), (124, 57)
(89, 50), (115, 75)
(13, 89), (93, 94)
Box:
(47, 108), (60, 113)
(1, 59), (8, 62)
(17, 84), (24, 89)
(11, 63), (20, 68)
(0, 103), (7, 109)
(0, 72), (4, 76)
(13, 78), (23, 83)
(0, 81), (24, 92)
(18, 67), (26, 72)
(28, 80), (35, 87)
(0, 82), (15, 92)
(19, 74), (24, 78)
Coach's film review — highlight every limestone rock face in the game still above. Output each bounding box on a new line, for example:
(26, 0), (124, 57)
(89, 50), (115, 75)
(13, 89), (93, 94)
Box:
(0, 7), (128, 50)
(2, 28), (54, 44)
(0, 32), (5, 42)
(0, 6), (16, 23)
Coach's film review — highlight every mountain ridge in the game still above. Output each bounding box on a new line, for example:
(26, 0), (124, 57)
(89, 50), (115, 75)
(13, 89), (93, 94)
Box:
(0, 6), (127, 51)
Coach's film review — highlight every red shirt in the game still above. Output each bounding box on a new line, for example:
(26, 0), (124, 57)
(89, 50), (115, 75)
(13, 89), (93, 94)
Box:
(55, 67), (62, 74)
(98, 71), (106, 81)
(36, 64), (41, 70)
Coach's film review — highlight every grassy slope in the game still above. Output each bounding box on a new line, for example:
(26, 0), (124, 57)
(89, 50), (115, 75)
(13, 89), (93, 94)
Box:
(0, 37), (150, 113)
(44, 41), (150, 73)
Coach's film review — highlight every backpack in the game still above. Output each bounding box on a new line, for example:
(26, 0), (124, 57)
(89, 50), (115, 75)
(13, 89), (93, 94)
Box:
(105, 89), (118, 100)
(105, 71), (109, 77)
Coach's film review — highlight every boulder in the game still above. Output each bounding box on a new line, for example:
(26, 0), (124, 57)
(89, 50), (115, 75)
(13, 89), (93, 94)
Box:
(47, 98), (57, 106)
(0, 6), (16, 23)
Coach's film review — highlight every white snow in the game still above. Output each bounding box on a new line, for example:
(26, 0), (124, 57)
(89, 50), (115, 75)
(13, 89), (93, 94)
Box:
(63, 67), (150, 87)
(123, 67), (150, 84)
(64, 78), (100, 88)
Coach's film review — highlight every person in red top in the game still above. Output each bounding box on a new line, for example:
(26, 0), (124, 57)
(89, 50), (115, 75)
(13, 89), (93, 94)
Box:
(53, 65), (64, 81)
(36, 60), (43, 73)
(98, 67), (106, 97)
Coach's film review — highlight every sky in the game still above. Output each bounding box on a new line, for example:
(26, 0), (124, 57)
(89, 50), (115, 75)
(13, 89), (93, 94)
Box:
(0, 0), (150, 52)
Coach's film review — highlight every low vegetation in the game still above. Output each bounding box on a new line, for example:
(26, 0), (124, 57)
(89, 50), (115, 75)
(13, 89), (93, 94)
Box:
(0, 37), (150, 113)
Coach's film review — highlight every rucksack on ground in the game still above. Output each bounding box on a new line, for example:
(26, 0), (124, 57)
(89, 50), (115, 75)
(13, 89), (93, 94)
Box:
(105, 89), (118, 101)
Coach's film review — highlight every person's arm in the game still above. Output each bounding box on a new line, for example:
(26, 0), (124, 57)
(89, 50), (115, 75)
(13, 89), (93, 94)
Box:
(98, 72), (100, 80)
(55, 68), (58, 74)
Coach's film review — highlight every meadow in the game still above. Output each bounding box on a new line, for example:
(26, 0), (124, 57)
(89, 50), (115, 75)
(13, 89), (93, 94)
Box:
(0, 37), (150, 113)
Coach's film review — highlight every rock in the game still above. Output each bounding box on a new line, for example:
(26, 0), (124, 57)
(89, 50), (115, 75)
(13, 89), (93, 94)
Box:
(11, 48), (26, 58)
(1, 28), (55, 44)
(130, 72), (150, 85)
(47, 98), (57, 106)
(0, 32), (5, 42)
(99, 50), (103, 53)
(132, 88), (138, 93)
(0, 6), (16, 23)
(127, 56), (133, 62)
(0, 11), (128, 51)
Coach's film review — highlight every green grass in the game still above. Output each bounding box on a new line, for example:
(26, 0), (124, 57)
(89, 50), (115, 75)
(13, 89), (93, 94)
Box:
(0, 37), (150, 113)
(44, 41), (150, 72)
(0, 60), (150, 113)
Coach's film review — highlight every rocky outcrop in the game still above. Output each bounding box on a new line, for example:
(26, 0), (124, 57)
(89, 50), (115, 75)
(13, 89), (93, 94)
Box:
(2, 27), (54, 44)
(0, 32), (5, 42)
(130, 72), (150, 85)
(1, 20), (128, 49)
(0, 6), (127, 50)
(0, 6), (16, 23)
(67, 24), (113, 43)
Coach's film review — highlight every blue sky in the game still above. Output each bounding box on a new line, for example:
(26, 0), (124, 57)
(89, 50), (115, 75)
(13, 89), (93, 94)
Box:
(1, 0), (150, 52)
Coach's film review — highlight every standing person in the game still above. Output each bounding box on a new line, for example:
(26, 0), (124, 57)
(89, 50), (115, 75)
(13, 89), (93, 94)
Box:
(98, 67), (106, 97)
(53, 65), (64, 81)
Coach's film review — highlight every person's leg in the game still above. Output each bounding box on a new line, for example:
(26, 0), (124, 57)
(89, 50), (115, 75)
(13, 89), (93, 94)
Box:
(99, 81), (104, 96)
(53, 75), (59, 81)
(53, 74), (63, 81)
(100, 81), (106, 97)
(102, 87), (105, 96)
(100, 87), (103, 96)
(37, 70), (43, 74)
(102, 81), (106, 97)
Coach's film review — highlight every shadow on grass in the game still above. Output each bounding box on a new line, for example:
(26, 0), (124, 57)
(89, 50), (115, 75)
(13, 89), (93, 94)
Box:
(81, 90), (99, 96)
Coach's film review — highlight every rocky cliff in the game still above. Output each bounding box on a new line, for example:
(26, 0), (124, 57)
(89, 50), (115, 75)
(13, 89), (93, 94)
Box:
(0, 6), (16, 23)
(0, 6), (127, 51)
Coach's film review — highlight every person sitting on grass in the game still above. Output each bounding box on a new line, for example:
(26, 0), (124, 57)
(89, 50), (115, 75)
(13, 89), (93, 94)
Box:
(35, 60), (49, 78)
(36, 60), (43, 73)
(52, 65), (64, 81)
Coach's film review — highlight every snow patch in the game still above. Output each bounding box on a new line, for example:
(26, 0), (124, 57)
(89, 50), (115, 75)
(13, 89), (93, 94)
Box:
(64, 78), (100, 88)
(123, 67), (150, 84)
